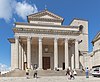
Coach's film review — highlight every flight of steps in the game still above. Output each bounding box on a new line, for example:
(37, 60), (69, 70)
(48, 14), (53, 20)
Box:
(1, 69), (92, 77)
(35, 70), (66, 76)
(1, 69), (26, 77)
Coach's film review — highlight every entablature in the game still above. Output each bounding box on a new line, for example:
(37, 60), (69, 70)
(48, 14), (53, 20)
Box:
(13, 28), (81, 36)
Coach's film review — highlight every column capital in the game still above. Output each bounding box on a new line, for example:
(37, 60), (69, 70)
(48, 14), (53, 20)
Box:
(75, 39), (79, 42)
(65, 38), (69, 42)
(39, 37), (43, 42)
(15, 36), (19, 39)
(27, 36), (31, 40)
(54, 37), (59, 40)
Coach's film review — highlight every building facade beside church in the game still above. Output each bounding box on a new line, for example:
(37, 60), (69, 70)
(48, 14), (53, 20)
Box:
(86, 32), (100, 69)
(8, 10), (88, 70)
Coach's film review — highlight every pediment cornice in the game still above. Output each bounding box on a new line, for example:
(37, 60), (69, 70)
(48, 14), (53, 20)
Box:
(28, 10), (63, 21)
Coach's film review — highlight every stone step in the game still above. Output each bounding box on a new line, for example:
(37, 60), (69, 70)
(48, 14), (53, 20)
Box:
(2, 69), (26, 77)
(36, 70), (66, 76)
(1, 69), (92, 77)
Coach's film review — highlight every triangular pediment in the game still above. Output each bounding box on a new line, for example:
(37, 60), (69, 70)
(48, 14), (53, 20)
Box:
(28, 10), (63, 20)
(39, 15), (57, 19)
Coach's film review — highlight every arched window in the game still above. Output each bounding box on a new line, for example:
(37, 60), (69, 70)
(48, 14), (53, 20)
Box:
(79, 25), (83, 32)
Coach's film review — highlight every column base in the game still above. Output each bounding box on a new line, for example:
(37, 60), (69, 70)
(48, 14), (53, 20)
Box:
(14, 68), (20, 71)
(65, 68), (68, 70)
(37, 68), (43, 70)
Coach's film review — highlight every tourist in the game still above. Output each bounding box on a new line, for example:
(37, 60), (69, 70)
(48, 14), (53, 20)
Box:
(69, 70), (75, 80)
(26, 68), (29, 79)
(66, 68), (70, 76)
(85, 67), (89, 78)
(73, 69), (77, 76)
(33, 68), (37, 78)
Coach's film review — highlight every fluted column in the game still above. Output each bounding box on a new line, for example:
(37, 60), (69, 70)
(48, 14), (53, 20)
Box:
(15, 36), (19, 69)
(27, 37), (31, 69)
(54, 38), (58, 69)
(71, 54), (74, 70)
(38, 37), (42, 69)
(65, 38), (69, 70)
(75, 40), (79, 69)
(21, 44), (24, 70)
(19, 43), (22, 69)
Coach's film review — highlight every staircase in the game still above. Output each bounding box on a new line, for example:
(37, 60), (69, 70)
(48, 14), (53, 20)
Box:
(1, 69), (92, 77)
(35, 70), (66, 76)
(1, 69), (26, 77)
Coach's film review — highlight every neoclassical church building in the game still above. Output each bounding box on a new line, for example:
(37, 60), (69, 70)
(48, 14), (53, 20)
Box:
(8, 10), (88, 70)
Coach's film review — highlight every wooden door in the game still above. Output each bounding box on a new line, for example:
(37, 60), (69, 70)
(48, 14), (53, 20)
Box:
(43, 57), (50, 70)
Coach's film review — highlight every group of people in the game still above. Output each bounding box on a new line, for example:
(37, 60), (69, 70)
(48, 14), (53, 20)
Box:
(26, 67), (37, 79)
(66, 68), (77, 80)
(25, 66), (89, 79)
(66, 67), (89, 79)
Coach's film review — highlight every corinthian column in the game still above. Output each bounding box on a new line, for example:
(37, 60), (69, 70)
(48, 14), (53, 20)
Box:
(54, 38), (58, 69)
(15, 36), (19, 69)
(65, 38), (69, 70)
(19, 43), (22, 69)
(38, 37), (42, 69)
(27, 37), (31, 69)
(75, 39), (79, 69)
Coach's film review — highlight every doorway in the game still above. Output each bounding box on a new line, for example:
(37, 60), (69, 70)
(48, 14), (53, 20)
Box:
(43, 57), (50, 70)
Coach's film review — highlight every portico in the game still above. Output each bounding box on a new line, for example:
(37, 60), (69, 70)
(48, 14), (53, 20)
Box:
(13, 35), (79, 70)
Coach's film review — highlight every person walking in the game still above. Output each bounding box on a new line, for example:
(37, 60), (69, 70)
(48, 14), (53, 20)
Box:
(66, 68), (70, 75)
(69, 70), (75, 80)
(26, 68), (29, 79)
(33, 68), (37, 78)
(73, 69), (77, 76)
(85, 67), (89, 78)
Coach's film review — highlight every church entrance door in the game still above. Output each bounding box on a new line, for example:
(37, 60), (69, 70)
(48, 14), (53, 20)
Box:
(43, 57), (50, 70)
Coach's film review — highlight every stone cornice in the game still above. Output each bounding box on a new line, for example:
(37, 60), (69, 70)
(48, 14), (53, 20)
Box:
(8, 38), (15, 43)
(69, 18), (88, 25)
(15, 22), (79, 28)
(92, 32), (100, 45)
(13, 28), (81, 35)
(28, 17), (62, 22)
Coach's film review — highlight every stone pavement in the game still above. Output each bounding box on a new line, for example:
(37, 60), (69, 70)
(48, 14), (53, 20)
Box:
(0, 76), (100, 82)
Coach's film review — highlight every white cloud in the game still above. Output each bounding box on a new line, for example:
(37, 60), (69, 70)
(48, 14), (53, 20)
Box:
(0, 63), (10, 71)
(0, 0), (38, 21)
(15, 1), (38, 20)
(0, 0), (13, 21)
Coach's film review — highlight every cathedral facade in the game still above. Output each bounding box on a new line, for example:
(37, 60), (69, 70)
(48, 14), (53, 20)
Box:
(9, 10), (88, 70)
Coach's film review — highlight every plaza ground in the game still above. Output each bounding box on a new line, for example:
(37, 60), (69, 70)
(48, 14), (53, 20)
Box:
(0, 76), (100, 82)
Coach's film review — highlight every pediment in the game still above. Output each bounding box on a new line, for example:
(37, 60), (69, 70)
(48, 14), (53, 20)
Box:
(39, 15), (57, 19)
(28, 10), (63, 20)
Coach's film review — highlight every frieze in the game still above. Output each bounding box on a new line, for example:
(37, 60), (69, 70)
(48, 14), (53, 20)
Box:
(28, 17), (62, 22)
(13, 28), (81, 35)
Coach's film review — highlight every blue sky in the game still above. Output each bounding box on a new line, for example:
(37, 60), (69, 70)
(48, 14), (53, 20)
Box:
(0, 0), (100, 69)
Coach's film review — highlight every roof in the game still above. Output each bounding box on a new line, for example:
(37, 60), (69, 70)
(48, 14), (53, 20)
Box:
(92, 31), (100, 45)
(27, 9), (64, 21)
(69, 18), (88, 25)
